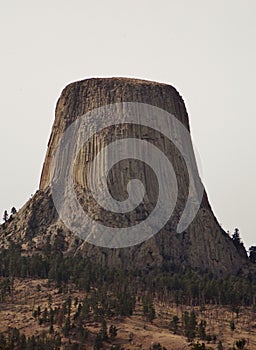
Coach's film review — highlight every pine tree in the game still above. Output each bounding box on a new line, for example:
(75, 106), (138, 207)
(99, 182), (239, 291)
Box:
(93, 333), (103, 350)
(3, 210), (8, 222)
(62, 316), (71, 336)
(42, 307), (48, 323)
(170, 315), (179, 334)
(20, 333), (27, 350)
(198, 320), (206, 340)
(49, 323), (54, 334)
(109, 324), (117, 338)
(183, 310), (197, 341)
(236, 338), (246, 350)
(0, 334), (6, 348)
(217, 340), (223, 350)
(230, 320), (235, 332)
(232, 228), (241, 244)
(27, 335), (36, 350)
(11, 207), (17, 215)
(249, 246), (256, 263)
(142, 295), (155, 322)
(100, 319), (108, 340)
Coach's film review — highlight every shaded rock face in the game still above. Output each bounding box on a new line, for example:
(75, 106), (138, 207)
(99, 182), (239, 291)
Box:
(0, 78), (248, 275)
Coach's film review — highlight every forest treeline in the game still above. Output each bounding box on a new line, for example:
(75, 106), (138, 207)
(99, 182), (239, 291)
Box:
(0, 239), (255, 349)
(0, 240), (256, 307)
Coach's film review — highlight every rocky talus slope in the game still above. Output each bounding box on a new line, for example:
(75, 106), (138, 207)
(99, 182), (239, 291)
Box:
(0, 78), (248, 275)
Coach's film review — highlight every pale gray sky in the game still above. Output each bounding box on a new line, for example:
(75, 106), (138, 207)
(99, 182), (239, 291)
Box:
(0, 0), (255, 248)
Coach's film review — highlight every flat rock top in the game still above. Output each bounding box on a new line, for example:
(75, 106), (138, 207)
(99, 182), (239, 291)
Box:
(61, 76), (181, 100)
(65, 76), (175, 88)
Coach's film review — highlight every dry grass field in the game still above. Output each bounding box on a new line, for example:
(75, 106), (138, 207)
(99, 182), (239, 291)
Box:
(0, 278), (256, 349)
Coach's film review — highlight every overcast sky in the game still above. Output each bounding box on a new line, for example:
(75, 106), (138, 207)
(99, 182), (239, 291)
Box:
(0, 0), (255, 248)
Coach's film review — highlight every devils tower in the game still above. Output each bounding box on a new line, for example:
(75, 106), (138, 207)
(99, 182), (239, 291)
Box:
(0, 78), (248, 275)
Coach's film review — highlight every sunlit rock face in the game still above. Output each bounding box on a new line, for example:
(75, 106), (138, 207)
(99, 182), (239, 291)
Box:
(0, 78), (248, 275)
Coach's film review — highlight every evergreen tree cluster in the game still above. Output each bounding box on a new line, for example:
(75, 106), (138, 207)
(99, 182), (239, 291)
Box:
(0, 328), (61, 350)
(1, 242), (256, 308)
(0, 239), (256, 349)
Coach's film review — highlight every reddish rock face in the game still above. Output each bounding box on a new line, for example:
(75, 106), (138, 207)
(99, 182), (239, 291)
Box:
(0, 78), (248, 275)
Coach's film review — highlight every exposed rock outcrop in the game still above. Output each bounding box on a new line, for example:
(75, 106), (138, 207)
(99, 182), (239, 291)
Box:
(0, 78), (248, 275)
